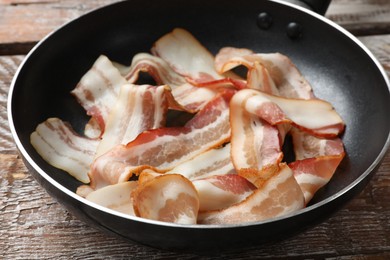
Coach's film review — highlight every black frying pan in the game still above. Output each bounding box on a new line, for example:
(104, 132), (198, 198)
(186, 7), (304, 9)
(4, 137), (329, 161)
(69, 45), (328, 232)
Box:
(8, 0), (390, 252)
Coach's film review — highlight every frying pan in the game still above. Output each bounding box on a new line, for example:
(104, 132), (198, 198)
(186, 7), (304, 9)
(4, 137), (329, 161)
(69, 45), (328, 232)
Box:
(8, 0), (390, 252)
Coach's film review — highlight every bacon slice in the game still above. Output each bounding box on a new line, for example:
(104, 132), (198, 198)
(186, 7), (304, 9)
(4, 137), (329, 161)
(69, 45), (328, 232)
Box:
(198, 163), (305, 224)
(193, 174), (256, 211)
(85, 181), (138, 216)
(215, 47), (314, 99)
(89, 91), (233, 189)
(133, 174), (199, 224)
(152, 28), (225, 84)
(230, 89), (283, 183)
(71, 55), (127, 133)
(123, 52), (187, 87)
(240, 89), (345, 137)
(30, 118), (99, 183)
(95, 84), (169, 157)
(289, 128), (345, 204)
(119, 52), (219, 112)
(289, 155), (344, 205)
(171, 83), (218, 112)
(166, 143), (235, 180)
(291, 128), (345, 160)
(247, 61), (279, 94)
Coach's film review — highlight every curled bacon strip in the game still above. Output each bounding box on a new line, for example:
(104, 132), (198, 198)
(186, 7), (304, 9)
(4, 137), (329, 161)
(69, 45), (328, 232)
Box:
(239, 89), (345, 138)
(289, 128), (345, 204)
(85, 181), (138, 216)
(198, 164), (305, 224)
(71, 55), (127, 133)
(124, 52), (187, 87)
(229, 90), (283, 184)
(123, 52), (219, 112)
(193, 174), (256, 212)
(152, 28), (225, 84)
(30, 118), (99, 183)
(215, 47), (314, 99)
(95, 84), (170, 157)
(89, 91), (233, 189)
(133, 174), (199, 224)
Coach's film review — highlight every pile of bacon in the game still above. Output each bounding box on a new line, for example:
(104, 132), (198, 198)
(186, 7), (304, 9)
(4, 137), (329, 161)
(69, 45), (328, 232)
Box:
(31, 28), (345, 225)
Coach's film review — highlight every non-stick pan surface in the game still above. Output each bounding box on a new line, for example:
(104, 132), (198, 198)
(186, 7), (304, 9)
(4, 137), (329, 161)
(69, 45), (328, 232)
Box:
(8, 0), (390, 252)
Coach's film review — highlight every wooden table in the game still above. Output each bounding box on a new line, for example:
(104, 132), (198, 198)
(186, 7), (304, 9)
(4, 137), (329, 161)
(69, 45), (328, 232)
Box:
(1, 0), (390, 258)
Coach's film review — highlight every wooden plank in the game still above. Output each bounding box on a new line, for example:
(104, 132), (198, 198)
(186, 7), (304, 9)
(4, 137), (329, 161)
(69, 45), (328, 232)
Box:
(0, 0), (389, 54)
(1, 34), (390, 258)
(0, 0), (119, 54)
(326, 0), (390, 35)
(0, 55), (23, 152)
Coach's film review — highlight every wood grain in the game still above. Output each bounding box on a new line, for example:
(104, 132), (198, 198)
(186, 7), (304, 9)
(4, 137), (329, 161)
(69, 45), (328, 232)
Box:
(0, 0), (118, 54)
(326, 0), (390, 35)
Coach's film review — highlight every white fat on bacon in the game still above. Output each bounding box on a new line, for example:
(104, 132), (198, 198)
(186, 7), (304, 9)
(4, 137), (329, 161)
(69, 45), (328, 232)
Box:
(166, 143), (235, 180)
(71, 55), (127, 133)
(215, 47), (314, 99)
(85, 181), (138, 216)
(133, 174), (199, 224)
(193, 174), (256, 212)
(89, 91), (233, 189)
(95, 84), (169, 157)
(198, 164), (305, 224)
(30, 118), (99, 183)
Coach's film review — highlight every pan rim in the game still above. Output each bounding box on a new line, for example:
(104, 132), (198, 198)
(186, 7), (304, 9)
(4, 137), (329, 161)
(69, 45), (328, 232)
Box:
(7, 0), (390, 230)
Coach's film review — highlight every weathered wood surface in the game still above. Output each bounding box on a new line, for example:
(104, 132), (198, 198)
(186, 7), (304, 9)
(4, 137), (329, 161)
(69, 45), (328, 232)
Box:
(1, 0), (390, 259)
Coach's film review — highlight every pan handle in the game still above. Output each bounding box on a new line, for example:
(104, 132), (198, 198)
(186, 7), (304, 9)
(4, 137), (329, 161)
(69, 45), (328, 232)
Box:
(283, 0), (331, 15)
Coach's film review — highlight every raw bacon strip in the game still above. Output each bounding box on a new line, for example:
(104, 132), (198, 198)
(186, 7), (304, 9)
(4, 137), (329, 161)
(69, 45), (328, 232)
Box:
(215, 47), (314, 99)
(289, 128), (345, 204)
(240, 89), (345, 137)
(30, 118), (99, 183)
(95, 84), (169, 157)
(85, 181), (138, 216)
(214, 47), (254, 73)
(230, 89), (283, 182)
(171, 83), (218, 112)
(83, 117), (102, 139)
(138, 169), (163, 186)
(198, 163), (305, 224)
(119, 53), (219, 112)
(89, 91), (233, 189)
(152, 28), (225, 84)
(133, 174), (199, 224)
(291, 128), (345, 160)
(193, 174), (256, 211)
(166, 143), (235, 180)
(71, 55), (127, 133)
(289, 155), (344, 205)
(247, 61), (279, 94)
(123, 53), (187, 87)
